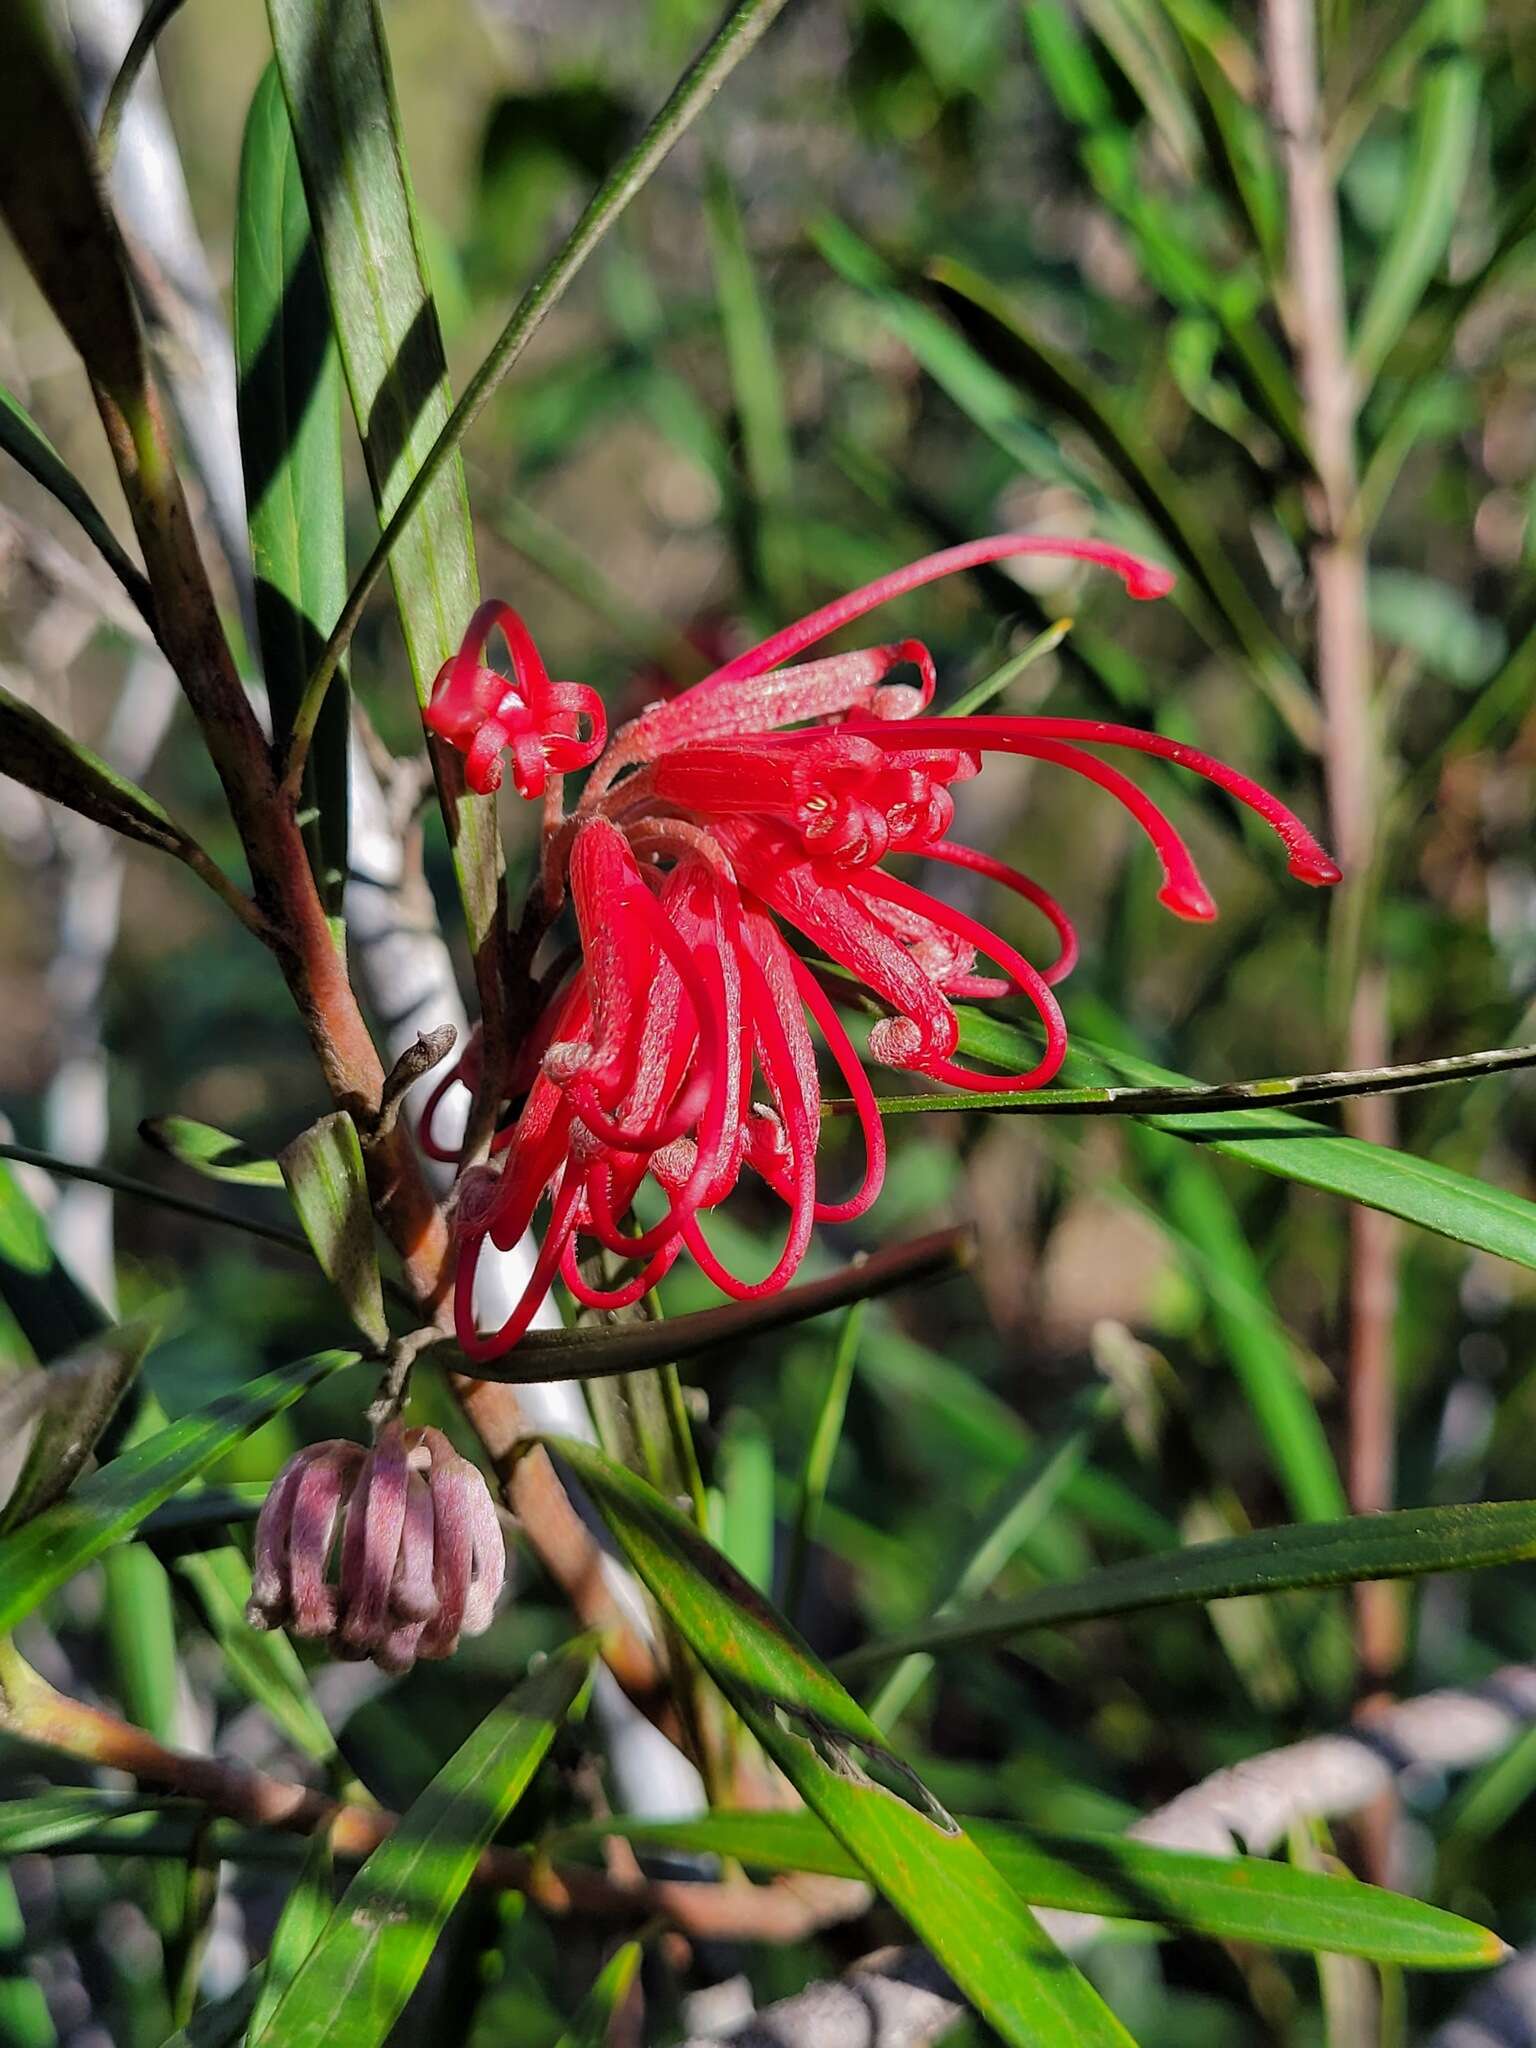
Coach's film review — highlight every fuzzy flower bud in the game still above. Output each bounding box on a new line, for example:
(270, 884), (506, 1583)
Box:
(247, 1426), (506, 1673)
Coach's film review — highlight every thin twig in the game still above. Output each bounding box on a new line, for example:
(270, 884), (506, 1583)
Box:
(828, 1042), (1536, 1121)
(0, 1646), (865, 1945)
(454, 1228), (975, 1381)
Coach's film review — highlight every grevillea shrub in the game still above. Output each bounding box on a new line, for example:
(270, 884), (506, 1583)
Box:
(2, 0), (1535, 2043)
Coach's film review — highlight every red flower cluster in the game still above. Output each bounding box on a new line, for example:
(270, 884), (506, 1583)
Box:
(423, 536), (1340, 1358)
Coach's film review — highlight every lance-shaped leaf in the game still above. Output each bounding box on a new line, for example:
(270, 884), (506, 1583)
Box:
(836, 1497), (1536, 1674)
(139, 1116), (284, 1189)
(1351, 0), (1483, 388)
(554, 1810), (1503, 1969)
(0, 685), (257, 931)
(0, 383), (154, 625)
(265, 0), (502, 1007)
(952, 1008), (1536, 1272)
(552, 1944), (643, 2048)
(235, 63), (349, 923)
(0, 1349), (359, 1633)
(0, 1320), (155, 1533)
(458, 1227), (970, 1382)
(278, 1114), (388, 1349)
(541, 1436), (1136, 2048)
(248, 1642), (594, 2048)
(2, 682), (185, 860)
(246, 1829), (335, 2042)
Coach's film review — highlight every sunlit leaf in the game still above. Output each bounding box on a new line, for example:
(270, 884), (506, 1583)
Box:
(0, 1350), (359, 1632)
(248, 1643), (593, 2048)
(544, 1436), (1136, 2048)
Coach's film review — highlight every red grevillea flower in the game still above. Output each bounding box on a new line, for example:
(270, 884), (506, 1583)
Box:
(423, 535), (1340, 1359)
(425, 599), (606, 798)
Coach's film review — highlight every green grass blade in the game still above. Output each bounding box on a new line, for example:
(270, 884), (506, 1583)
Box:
(235, 63), (349, 922)
(1350, 0), (1483, 389)
(867, 1385), (1119, 1729)
(717, 1407), (775, 1594)
(0, 1350), (359, 1632)
(783, 1301), (866, 1620)
(1146, 1142), (1348, 1523)
(553, 1810), (1503, 1968)
(551, 1942), (643, 2048)
(173, 1545), (337, 1764)
(544, 1435), (1136, 2048)
(248, 1642), (594, 2048)
(836, 1498), (1536, 1673)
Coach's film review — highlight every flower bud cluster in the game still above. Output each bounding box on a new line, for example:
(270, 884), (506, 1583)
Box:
(247, 1425), (505, 1673)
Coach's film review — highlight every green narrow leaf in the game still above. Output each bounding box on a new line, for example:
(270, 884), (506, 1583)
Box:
(0, 682), (191, 862)
(543, 1436), (1136, 2048)
(278, 1114), (388, 1349)
(139, 1117), (284, 1189)
(249, 1642), (594, 2048)
(554, 1809), (1503, 1968)
(0, 1320), (153, 1531)
(0, 1349), (359, 1632)
(468, 1226), (970, 1382)
(837, 1498), (1536, 1673)
(952, 1007), (1536, 1273)
(1351, 0), (1483, 388)
(1144, 1141), (1348, 1523)
(867, 1384), (1119, 1730)
(266, 0), (502, 1001)
(247, 1829), (335, 2041)
(717, 1408), (775, 1595)
(783, 1300), (866, 1620)
(235, 63), (350, 922)
(0, 384), (153, 625)
(551, 1942), (643, 2048)
(0, 1790), (184, 1856)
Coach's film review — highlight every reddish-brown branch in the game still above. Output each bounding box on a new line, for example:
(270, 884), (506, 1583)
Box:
(0, 6), (671, 1744)
(1264, 0), (1401, 1694)
(0, 1648), (854, 1943)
